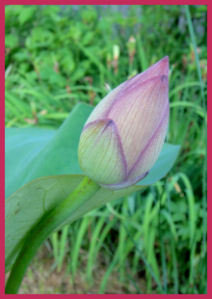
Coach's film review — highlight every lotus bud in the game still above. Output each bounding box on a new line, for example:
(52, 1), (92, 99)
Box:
(78, 57), (169, 189)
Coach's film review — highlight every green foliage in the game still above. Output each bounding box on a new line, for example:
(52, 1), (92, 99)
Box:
(5, 5), (207, 294)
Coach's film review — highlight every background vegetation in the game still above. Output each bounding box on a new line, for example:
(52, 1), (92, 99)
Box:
(5, 5), (207, 294)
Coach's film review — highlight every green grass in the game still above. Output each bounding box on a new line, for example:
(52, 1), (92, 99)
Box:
(5, 4), (207, 294)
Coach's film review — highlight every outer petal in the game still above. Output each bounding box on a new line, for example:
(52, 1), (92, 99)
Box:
(102, 106), (169, 190)
(84, 83), (123, 125)
(106, 75), (169, 171)
(127, 105), (169, 182)
(85, 56), (169, 126)
(78, 119), (127, 185)
(118, 56), (169, 95)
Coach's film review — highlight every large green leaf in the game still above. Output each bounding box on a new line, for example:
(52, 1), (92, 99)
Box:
(5, 103), (91, 198)
(6, 102), (180, 198)
(5, 128), (55, 199)
(5, 102), (180, 272)
(5, 174), (142, 272)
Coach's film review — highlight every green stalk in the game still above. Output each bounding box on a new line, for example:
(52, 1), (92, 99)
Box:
(5, 176), (100, 294)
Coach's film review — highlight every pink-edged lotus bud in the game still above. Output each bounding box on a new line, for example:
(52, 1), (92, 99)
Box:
(78, 57), (169, 189)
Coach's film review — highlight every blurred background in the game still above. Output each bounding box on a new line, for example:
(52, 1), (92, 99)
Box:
(5, 5), (207, 294)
